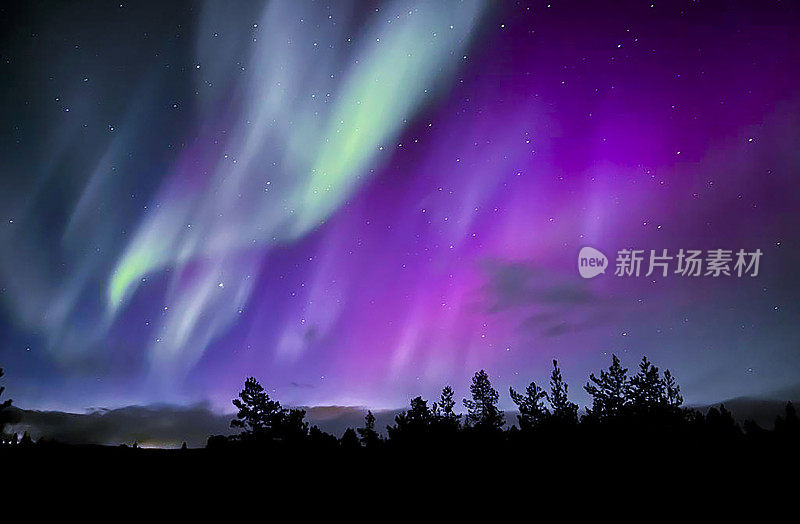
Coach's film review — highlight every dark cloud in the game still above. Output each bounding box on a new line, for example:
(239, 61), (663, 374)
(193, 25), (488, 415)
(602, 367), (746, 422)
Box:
(483, 261), (608, 338)
(289, 382), (316, 389)
(483, 261), (596, 312)
(519, 310), (561, 329)
(542, 323), (579, 338)
(540, 308), (620, 338)
(539, 286), (594, 305)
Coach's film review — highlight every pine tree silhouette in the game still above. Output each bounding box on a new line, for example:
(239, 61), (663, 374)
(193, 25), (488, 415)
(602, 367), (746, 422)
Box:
(548, 360), (578, 424)
(0, 368), (10, 412)
(278, 408), (309, 442)
(341, 427), (360, 450)
(389, 396), (435, 442)
(704, 404), (742, 439)
(584, 354), (629, 420)
(509, 380), (549, 430)
(231, 377), (285, 440)
(463, 370), (504, 431)
(357, 410), (381, 448)
(433, 385), (461, 431)
(663, 369), (683, 409)
(309, 425), (339, 450)
(775, 402), (799, 437)
(629, 357), (665, 414)
(0, 367), (14, 443)
(18, 431), (33, 447)
(205, 355), (797, 459)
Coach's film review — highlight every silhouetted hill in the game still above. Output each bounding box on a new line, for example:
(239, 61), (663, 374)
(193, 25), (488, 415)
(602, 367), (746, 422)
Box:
(299, 406), (401, 437)
(764, 383), (800, 403)
(693, 397), (799, 429)
(6, 404), (232, 448)
(7, 404), (404, 447)
(687, 383), (800, 428)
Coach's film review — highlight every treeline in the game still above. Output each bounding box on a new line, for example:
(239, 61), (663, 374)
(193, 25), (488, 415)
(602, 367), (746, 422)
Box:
(206, 355), (800, 452)
(0, 368), (17, 445)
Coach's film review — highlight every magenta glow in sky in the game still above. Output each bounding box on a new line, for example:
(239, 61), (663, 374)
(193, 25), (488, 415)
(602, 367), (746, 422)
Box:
(0, 0), (798, 412)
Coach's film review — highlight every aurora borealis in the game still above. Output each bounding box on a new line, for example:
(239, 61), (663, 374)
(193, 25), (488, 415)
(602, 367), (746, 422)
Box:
(1, 0), (799, 413)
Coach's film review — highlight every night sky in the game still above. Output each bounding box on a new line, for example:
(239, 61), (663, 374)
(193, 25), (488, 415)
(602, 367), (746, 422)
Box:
(1, 0), (798, 413)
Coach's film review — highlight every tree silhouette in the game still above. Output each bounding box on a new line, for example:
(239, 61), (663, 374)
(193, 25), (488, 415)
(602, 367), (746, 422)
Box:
(0, 368), (10, 411)
(548, 360), (578, 424)
(277, 408), (309, 442)
(775, 402), (799, 437)
(407, 396), (434, 426)
(703, 404), (741, 439)
(0, 367), (15, 442)
(584, 354), (629, 420)
(743, 418), (767, 440)
(433, 385), (461, 431)
(19, 431), (33, 447)
(309, 425), (339, 450)
(231, 377), (285, 440)
(629, 357), (666, 413)
(463, 370), (504, 431)
(203, 354), (796, 457)
(510, 380), (548, 430)
(663, 369), (683, 409)
(357, 410), (382, 448)
(341, 427), (360, 450)
(206, 434), (229, 449)
(388, 396), (435, 441)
